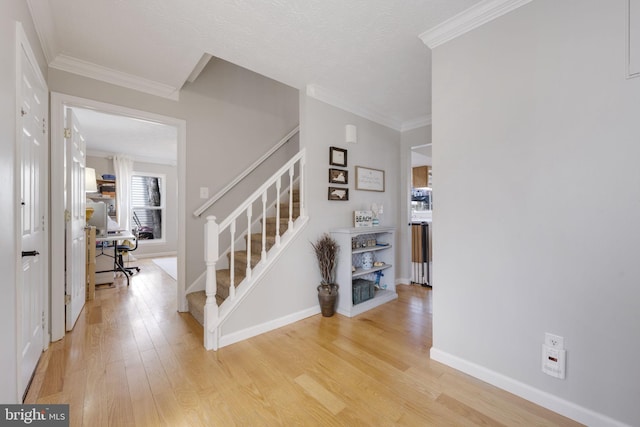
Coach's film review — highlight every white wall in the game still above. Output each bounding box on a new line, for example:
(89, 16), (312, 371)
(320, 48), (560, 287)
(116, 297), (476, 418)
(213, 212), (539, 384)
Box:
(86, 156), (178, 257)
(221, 95), (401, 335)
(49, 58), (299, 286)
(0, 0), (47, 403)
(431, 1), (640, 425)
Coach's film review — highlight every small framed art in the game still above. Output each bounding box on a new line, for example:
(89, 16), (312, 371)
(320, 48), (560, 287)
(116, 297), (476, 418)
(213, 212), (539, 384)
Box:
(329, 146), (347, 167)
(328, 187), (349, 201)
(328, 168), (348, 184)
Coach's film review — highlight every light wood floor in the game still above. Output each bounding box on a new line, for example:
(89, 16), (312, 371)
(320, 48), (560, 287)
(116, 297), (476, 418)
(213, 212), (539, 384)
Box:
(26, 259), (582, 426)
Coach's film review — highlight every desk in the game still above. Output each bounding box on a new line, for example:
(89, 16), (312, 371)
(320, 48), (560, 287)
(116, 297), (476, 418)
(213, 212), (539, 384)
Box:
(96, 232), (135, 287)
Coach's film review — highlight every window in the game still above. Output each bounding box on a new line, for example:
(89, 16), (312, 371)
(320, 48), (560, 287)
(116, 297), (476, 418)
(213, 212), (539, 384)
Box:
(131, 173), (165, 241)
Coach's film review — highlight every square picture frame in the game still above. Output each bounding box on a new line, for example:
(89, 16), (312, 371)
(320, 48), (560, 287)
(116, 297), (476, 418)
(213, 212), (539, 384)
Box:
(328, 187), (349, 201)
(329, 146), (347, 167)
(328, 168), (348, 184)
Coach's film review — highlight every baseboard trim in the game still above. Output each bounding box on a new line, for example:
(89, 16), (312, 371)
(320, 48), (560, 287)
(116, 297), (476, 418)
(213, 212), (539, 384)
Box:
(134, 251), (177, 259)
(430, 347), (629, 427)
(219, 306), (320, 348)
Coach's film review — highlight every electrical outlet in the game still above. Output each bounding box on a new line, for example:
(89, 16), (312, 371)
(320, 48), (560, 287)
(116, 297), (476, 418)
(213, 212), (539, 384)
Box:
(545, 333), (564, 349)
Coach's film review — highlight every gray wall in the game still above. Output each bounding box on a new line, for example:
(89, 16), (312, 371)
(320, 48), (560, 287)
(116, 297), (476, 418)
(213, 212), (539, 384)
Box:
(222, 95), (402, 334)
(0, 0), (47, 403)
(86, 155), (178, 257)
(431, 1), (640, 425)
(49, 58), (299, 286)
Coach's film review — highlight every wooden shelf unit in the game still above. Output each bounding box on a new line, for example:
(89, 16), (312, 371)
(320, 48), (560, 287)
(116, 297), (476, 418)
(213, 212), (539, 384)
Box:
(331, 226), (397, 317)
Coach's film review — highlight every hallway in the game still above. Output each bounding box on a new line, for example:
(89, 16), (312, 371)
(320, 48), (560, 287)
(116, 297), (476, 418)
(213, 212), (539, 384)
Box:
(26, 260), (579, 426)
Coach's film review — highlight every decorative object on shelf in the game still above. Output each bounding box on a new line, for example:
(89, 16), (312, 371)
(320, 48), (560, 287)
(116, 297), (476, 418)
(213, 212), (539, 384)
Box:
(361, 252), (373, 270)
(329, 168), (348, 184)
(311, 233), (340, 317)
(355, 166), (385, 192)
(371, 203), (383, 226)
(354, 210), (373, 227)
(329, 146), (347, 167)
(374, 271), (386, 290)
(328, 187), (349, 201)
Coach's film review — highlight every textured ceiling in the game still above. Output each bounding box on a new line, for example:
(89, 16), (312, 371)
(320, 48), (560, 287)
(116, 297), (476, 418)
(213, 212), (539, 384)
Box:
(30, 0), (483, 129)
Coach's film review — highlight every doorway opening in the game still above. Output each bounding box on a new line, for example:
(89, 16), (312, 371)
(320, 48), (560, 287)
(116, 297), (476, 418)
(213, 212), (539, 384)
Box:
(410, 143), (432, 287)
(50, 93), (187, 341)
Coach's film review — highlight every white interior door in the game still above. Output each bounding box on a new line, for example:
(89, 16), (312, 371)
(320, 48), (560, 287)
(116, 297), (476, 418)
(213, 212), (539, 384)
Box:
(19, 42), (47, 399)
(65, 109), (87, 331)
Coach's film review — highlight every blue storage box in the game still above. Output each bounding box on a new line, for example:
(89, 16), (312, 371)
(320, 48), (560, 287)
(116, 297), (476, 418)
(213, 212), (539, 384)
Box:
(352, 279), (375, 305)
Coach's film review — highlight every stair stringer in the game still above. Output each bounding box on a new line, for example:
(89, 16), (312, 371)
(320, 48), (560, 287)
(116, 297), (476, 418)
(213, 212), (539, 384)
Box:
(207, 214), (309, 350)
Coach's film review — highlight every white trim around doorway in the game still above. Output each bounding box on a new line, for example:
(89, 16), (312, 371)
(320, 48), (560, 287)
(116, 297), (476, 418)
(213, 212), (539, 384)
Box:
(49, 93), (187, 341)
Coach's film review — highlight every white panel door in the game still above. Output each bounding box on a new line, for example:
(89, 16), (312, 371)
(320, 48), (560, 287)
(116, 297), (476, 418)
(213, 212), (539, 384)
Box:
(65, 109), (87, 331)
(19, 44), (47, 399)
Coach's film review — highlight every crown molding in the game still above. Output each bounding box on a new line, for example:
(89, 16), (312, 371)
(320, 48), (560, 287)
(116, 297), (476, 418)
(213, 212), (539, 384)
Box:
(419, 0), (532, 49)
(306, 84), (403, 131)
(401, 115), (432, 132)
(50, 54), (181, 101)
(26, 0), (58, 63)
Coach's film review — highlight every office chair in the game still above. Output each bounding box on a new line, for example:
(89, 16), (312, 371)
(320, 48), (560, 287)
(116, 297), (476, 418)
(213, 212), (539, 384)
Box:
(116, 228), (140, 276)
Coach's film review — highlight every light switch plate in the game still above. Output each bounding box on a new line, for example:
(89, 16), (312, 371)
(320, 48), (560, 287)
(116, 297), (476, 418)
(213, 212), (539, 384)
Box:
(199, 187), (209, 199)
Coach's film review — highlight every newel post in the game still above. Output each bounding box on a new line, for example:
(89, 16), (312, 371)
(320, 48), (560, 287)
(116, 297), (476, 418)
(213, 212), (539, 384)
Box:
(204, 215), (219, 350)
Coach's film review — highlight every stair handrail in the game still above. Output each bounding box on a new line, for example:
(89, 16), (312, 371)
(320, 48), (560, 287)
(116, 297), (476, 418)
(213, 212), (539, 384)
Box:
(193, 125), (300, 218)
(218, 149), (305, 233)
(203, 148), (306, 350)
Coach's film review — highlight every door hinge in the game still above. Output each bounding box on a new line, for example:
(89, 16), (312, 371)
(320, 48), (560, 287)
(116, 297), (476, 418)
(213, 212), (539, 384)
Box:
(64, 127), (71, 139)
(64, 209), (71, 222)
(64, 295), (71, 305)
(41, 311), (45, 327)
(42, 118), (47, 135)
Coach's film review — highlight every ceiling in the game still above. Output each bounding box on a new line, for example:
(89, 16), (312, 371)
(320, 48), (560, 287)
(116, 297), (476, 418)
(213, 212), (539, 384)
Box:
(73, 107), (178, 165)
(28, 0), (485, 131)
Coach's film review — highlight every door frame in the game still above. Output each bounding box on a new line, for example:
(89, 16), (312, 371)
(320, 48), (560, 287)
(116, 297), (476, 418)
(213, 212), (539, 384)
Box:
(50, 93), (187, 341)
(15, 22), (50, 400)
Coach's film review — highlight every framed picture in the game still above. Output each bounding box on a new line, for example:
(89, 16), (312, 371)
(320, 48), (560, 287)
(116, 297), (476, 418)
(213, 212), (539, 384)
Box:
(328, 187), (349, 201)
(328, 168), (348, 184)
(355, 166), (385, 192)
(329, 146), (347, 167)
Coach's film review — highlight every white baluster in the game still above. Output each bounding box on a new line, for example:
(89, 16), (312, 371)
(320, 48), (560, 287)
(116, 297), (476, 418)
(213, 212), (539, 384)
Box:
(245, 205), (252, 280)
(299, 155), (305, 218)
(204, 215), (219, 351)
(229, 220), (236, 300)
(288, 165), (294, 230)
(275, 176), (281, 246)
(261, 191), (267, 262)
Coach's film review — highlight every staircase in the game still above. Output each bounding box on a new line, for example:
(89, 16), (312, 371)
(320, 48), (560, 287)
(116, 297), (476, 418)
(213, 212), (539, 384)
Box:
(187, 146), (307, 350)
(186, 189), (300, 325)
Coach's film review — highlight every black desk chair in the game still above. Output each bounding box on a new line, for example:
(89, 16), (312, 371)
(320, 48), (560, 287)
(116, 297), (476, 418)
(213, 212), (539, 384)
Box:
(116, 229), (140, 276)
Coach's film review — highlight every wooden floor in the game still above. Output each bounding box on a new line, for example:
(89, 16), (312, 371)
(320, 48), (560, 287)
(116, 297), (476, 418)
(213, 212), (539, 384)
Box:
(27, 259), (582, 426)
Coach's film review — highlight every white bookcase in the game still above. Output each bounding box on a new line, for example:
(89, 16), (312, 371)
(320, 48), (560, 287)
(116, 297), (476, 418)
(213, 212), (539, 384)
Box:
(330, 226), (397, 317)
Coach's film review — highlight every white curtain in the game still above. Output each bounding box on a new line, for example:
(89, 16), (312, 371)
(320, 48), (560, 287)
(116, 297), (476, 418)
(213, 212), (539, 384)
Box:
(113, 155), (134, 231)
